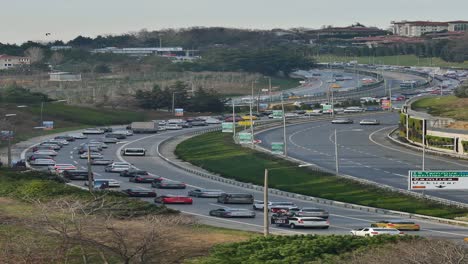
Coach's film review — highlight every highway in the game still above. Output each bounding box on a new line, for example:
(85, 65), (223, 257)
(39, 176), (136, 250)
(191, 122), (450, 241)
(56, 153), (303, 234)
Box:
(24, 123), (468, 240)
(256, 112), (468, 204)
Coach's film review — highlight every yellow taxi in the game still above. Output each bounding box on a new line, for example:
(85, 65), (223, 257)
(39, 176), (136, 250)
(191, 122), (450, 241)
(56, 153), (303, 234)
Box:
(241, 115), (258, 120)
(330, 84), (341, 89)
(371, 220), (420, 231)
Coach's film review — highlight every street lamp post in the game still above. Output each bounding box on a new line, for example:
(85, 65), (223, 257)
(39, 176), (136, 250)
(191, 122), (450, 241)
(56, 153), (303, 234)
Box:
(281, 93), (287, 157)
(4, 114), (16, 168)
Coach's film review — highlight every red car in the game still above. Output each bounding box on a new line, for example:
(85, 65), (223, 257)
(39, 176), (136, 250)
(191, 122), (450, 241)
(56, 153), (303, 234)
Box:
(154, 195), (193, 204)
(224, 116), (243, 122)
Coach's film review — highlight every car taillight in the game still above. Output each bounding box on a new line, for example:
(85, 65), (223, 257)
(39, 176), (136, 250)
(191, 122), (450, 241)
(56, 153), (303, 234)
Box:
(387, 223), (395, 226)
(326, 220), (330, 224)
(371, 232), (379, 235)
(298, 219), (304, 224)
(399, 231), (405, 235)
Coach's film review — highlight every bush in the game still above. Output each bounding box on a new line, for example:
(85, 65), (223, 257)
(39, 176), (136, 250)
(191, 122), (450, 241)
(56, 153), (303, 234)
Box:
(426, 135), (455, 150)
(197, 235), (418, 264)
(454, 82), (468, 98)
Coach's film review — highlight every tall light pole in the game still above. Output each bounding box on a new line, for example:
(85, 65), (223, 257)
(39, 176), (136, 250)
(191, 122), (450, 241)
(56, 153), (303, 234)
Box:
(422, 120), (426, 171)
(4, 114), (16, 168)
(250, 81), (256, 148)
(232, 99), (236, 138)
(281, 92), (287, 157)
(87, 145), (94, 192)
(334, 129), (339, 174)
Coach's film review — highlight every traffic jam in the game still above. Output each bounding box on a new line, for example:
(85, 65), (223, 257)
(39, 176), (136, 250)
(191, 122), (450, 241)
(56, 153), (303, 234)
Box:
(24, 117), (421, 235)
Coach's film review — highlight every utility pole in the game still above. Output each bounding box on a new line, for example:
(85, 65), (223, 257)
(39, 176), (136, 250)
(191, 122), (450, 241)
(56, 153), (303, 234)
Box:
(87, 146), (94, 192)
(422, 120), (426, 171)
(40, 101), (44, 125)
(268, 77), (272, 102)
(249, 81), (255, 149)
(232, 100), (236, 138)
(263, 168), (269, 237)
(334, 129), (339, 175)
(172, 92), (176, 114)
(281, 93), (287, 157)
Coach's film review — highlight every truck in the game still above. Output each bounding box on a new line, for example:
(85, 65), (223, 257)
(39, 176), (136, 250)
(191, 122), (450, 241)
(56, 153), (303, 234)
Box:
(130, 122), (158, 134)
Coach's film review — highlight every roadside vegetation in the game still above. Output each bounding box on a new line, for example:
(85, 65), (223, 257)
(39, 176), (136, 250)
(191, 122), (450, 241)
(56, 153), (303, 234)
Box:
(412, 95), (468, 121)
(192, 235), (467, 264)
(176, 132), (468, 219)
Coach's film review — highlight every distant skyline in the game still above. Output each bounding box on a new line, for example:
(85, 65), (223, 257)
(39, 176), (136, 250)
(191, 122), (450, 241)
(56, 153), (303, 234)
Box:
(2, 0), (467, 44)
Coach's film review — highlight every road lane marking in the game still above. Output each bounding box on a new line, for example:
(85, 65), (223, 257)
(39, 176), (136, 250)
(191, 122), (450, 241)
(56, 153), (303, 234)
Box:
(73, 161), (78, 164)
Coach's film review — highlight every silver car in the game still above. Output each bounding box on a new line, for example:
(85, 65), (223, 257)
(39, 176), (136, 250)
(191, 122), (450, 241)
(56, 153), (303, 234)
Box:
(188, 189), (224, 198)
(209, 208), (256, 218)
(294, 208), (329, 219)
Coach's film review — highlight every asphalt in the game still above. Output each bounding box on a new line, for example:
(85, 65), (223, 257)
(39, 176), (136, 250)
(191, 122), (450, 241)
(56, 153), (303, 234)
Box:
(256, 112), (468, 204)
(24, 123), (468, 241)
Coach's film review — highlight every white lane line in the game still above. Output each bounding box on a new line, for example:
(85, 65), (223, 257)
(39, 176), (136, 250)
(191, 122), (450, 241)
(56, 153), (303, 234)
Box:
(69, 156), (73, 159)
(394, 173), (407, 177)
(69, 151), (73, 154)
(73, 147), (78, 150)
(369, 126), (468, 168)
(73, 161), (78, 164)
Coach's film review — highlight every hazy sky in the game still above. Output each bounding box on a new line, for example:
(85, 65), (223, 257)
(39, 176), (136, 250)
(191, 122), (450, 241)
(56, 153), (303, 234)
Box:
(2, 0), (467, 44)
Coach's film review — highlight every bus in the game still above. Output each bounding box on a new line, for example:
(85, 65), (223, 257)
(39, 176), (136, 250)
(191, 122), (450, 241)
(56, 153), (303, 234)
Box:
(400, 80), (418, 89)
(122, 148), (146, 156)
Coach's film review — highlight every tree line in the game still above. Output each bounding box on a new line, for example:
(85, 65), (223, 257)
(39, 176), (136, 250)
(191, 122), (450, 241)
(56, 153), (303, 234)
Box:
(134, 81), (227, 113)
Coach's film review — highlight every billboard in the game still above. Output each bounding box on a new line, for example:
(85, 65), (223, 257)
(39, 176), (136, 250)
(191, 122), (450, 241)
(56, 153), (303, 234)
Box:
(271, 142), (284, 155)
(222, 122), (234, 133)
(43, 121), (54, 130)
(0, 130), (14, 141)
(409, 171), (468, 190)
(322, 104), (332, 113)
(238, 132), (252, 144)
(174, 108), (184, 117)
(381, 99), (391, 110)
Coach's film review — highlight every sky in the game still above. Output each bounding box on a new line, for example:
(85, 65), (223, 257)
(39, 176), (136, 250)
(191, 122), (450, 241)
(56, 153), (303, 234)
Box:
(2, 0), (467, 44)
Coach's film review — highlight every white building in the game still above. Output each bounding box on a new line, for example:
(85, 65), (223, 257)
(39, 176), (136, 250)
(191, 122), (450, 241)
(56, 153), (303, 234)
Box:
(50, 46), (72, 51)
(91, 47), (184, 56)
(49, 72), (82, 81)
(392, 20), (468, 37)
(0, 54), (30, 70)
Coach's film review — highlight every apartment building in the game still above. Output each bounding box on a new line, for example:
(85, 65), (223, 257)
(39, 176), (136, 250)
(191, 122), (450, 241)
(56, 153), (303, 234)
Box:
(392, 20), (468, 37)
(0, 54), (30, 70)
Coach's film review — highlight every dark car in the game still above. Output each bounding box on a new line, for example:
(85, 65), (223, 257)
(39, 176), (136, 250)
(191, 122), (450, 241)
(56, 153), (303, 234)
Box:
(105, 133), (126, 139)
(209, 208), (255, 218)
(151, 180), (186, 189)
(121, 188), (156, 197)
(120, 169), (149, 177)
(129, 175), (161, 183)
(188, 189), (224, 198)
(63, 170), (91, 180)
(217, 193), (254, 204)
(102, 127), (113, 133)
(180, 122), (192, 128)
(54, 135), (75, 142)
(27, 154), (54, 162)
(224, 116), (243, 122)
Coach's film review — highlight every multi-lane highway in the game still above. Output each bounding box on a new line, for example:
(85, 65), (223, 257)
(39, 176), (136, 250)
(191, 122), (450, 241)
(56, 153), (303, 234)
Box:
(256, 112), (468, 204)
(24, 123), (468, 240)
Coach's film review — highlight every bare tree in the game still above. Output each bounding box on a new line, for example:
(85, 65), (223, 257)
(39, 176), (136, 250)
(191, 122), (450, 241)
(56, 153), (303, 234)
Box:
(50, 52), (64, 66)
(35, 197), (196, 264)
(24, 47), (44, 64)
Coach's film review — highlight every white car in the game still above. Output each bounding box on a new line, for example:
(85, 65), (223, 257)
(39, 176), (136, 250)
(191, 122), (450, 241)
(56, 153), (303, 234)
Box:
(33, 150), (58, 156)
(30, 158), (56, 166)
(83, 128), (104, 134)
(46, 139), (69, 146)
(253, 201), (297, 211)
(110, 162), (131, 166)
(205, 118), (221, 124)
(158, 126), (167, 131)
(344, 107), (365, 113)
(359, 119), (380, 125)
(114, 130), (133, 136)
(284, 113), (299, 118)
(273, 216), (330, 229)
(85, 179), (121, 188)
(68, 133), (87, 139)
(165, 124), (183, 130)
(79, 152), (103, 159)
(350, 227), (403, 237)
(105, 164), (131, 173)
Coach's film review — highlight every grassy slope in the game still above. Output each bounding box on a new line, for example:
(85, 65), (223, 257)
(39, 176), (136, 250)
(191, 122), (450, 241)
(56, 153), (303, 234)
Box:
(412, 96), (468, 121)
(176, 132), (468, 219)
(315, 54), (468, 68)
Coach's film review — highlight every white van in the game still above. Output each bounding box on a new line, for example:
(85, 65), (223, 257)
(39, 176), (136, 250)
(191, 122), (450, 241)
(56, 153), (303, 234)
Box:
(122, 148), (146, 156)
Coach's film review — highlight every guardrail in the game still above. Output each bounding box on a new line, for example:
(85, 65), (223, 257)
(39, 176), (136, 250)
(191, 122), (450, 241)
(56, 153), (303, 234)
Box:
(157, 116), (468, 227)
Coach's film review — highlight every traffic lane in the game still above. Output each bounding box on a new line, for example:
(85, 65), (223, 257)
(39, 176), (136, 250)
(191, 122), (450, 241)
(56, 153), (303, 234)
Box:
(118, 130), (468, 239)
(257, 114), (468, 202)
(43, 127), (468, 239)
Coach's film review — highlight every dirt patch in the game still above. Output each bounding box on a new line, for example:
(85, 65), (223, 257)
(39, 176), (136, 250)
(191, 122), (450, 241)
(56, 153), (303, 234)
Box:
(447, 121), (468, 130)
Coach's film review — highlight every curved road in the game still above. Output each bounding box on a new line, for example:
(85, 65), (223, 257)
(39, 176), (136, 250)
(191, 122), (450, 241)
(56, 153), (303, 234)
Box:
(25, 124), (468, 240)
(256, 112), (468, 203)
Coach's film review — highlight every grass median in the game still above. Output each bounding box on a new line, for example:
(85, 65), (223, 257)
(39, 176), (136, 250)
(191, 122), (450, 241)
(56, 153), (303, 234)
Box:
(175, 132), (468, 219)
(412, 95), (468, 121)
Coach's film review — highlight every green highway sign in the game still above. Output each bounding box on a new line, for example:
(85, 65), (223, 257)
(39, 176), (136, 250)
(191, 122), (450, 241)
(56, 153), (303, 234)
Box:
(272, 110), (283, 119)
(271, 142), (284, 155)
(238, 132), (252, 144)
(409, 170), (468, 190)
(222, 122), (234, 133)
